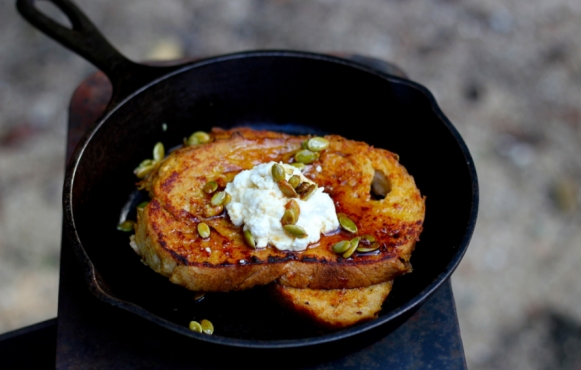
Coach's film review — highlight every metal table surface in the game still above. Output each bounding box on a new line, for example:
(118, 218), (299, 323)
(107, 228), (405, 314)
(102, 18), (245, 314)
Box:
(0, 57), (468, 369)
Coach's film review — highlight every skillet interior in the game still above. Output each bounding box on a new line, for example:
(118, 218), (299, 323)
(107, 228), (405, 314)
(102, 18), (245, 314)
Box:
(65, 52), (477, 347)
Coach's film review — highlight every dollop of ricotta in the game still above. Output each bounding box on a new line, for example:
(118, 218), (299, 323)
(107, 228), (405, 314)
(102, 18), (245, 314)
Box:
(225, 162), (339, 251)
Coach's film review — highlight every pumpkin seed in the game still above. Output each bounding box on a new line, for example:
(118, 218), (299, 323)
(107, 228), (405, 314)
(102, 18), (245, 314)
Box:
(188, 321), (202, 333)
(295, 149), (318, 164)
(300, 184), (317, 201)
(186, 131), (211, 146)
(203, 181), (218, 194)
(301, 140), (309, 149)
(117, 220), (135, 232)
(356, 244), (380, 253)
(338, 213), (358, 233)
(244, 229), (256, 249)
(137, 159), (153, 168)
(211, 191), (227, 206)
(343, 237), (360, 259)
(277, 180), (299, 198)
(288, 175), (301, 188)
(295, 182), (311, 194)
(153, 142), (165, 162)
(281, 208), (298, 225)
(285, 199), (300, 219)
(134, 163), (156, 179)
(222, 192), (232, 206)
(360, 234), (376, 245)
(283, 224), (308, 238)
(203, 205), (224, 217)
(137, 201), (150, 210)
(332, 240), (351, 253)
(307, 137), (329, 152)
(290, 162), (305, 170)
(193, 131), (211, 143)
(186, 135), (199, 146)
(271, 163), (286, 182)
(197, 222), (211, 238)
(201, 319), (214, 335)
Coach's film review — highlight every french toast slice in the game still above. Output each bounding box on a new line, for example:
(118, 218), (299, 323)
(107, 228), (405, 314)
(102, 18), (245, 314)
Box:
(269, 281), (393, 330)
(133, 127), (425, 292)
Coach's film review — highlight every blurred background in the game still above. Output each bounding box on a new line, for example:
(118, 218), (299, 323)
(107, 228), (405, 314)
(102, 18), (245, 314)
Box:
(1, 0), (580, 368)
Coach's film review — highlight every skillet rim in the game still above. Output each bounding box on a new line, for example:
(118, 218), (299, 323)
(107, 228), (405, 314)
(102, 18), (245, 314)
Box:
(62, 49), (479, 348)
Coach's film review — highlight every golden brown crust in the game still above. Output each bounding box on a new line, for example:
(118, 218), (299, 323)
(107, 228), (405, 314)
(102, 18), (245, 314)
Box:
(269, 281), (394, 330)
(133, 127), (425, 291)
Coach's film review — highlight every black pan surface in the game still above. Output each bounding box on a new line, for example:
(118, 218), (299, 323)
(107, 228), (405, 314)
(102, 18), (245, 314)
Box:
(17, 0), (478, 349)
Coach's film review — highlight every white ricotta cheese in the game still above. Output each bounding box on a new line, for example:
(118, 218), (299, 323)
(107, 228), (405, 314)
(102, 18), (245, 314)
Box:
(225, 162), (339, 251)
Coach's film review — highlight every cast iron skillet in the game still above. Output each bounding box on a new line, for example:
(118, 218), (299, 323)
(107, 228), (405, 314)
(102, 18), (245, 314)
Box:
(17, 0), (478, 350)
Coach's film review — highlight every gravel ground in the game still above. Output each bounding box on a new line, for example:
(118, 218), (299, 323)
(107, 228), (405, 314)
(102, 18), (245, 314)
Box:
(1, 1), (581, 368)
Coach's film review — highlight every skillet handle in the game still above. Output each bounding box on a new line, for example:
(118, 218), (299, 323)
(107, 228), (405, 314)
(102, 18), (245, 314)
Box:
(16, 0), (180, 108)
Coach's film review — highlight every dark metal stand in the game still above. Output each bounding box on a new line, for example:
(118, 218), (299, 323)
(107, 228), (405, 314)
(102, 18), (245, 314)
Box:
(0, 58), (467, 369)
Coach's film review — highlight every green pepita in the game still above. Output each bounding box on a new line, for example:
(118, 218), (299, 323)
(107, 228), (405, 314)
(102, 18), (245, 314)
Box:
(281, 208), (298, 225)
(203, 205), (224, 218)
(134, 163), (156, 179)
(307, 137), (329, 152)
(332, 240), (351, 254)
(203, 181), (218, 194)
(211, 191), (227, 206)
(193, 131), (211, 143)
(360, 234), (376, 245)
(137, 201), (150, 210)
(138, 159), (153, 168)
(153, 142), (165, 162)
(188, 321), (202, 333)
(288, 175), (301, 188)
(295, 182), (311, 194)
(343, 237), (360, 259)
(117, 220), (135, 232)
(283, 224), (308, 238)
(197, 222), (211, 238)
(186, 131), (211, 146)
(300, 184), (317, 201)
(290, 162), (305, 170)
(338, 213), (358, 233)
(294, 149), (318, 164)
(244, 229), (256, 249)
(285, 199), (300, 219)
(271, 163), (286, 182)
(277, 180), (299, 198)
(301, 140), (309, 149)
(356, 244), (381, 253)
(201, 319), (214, 335)
(186, 135), (199, 146)
(222, 192), (232, 206)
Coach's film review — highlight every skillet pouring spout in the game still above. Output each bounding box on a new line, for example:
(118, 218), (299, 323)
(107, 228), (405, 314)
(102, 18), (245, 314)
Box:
(16, 0), (479, 348)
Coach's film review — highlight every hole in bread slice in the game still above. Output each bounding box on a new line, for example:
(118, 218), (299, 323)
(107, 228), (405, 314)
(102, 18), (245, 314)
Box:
(371, 169), (391, 200)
